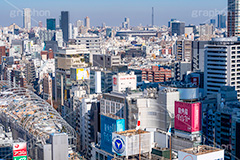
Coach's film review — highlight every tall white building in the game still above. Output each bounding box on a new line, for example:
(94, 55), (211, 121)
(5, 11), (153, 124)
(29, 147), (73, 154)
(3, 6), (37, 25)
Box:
(204, 38), (240, 99)
(23, 8), (31, 30)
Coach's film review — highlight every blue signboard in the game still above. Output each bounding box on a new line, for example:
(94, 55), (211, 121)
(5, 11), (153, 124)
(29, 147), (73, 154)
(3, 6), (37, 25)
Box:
(100, 115), (125, 154)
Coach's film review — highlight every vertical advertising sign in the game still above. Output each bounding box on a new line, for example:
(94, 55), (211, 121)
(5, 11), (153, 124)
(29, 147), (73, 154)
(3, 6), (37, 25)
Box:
(13, 142), (27, 160)
(174, 101), (201, 132)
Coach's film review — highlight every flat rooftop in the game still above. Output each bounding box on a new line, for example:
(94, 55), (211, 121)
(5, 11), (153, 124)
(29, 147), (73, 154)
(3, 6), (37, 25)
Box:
(115, 129), (149, 136)
(180, 145), (223, 156)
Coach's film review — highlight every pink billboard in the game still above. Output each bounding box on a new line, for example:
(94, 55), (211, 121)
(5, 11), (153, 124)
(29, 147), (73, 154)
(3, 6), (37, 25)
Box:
(174, 101), (201, 132)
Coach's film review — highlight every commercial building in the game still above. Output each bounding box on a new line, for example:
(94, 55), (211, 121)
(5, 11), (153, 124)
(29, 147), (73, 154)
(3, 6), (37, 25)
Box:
(100, 114), (125, 154)
(157, 87), (180, 131)
(23, 8), (31, 30)
(204, 38), (240, 99)
(178, 145), (224, 160)
(55, 46), (89, 114)
(47, 18), (56, 31)
(112, 130), (152, 159)
(100, 91), (142, 130)
(112, 72), (136, 93)
(60, 11), (69, 43)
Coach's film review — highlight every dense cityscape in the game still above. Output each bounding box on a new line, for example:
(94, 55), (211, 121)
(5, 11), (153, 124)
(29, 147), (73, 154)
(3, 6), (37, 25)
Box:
(0, 0), (239, 160)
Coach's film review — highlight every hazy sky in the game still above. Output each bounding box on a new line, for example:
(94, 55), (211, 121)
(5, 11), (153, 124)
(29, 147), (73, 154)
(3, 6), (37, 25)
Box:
(0, 0), (227, 27)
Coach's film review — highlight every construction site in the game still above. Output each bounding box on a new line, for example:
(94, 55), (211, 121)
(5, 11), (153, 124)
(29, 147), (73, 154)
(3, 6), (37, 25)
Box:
(0, 81), (78, 159)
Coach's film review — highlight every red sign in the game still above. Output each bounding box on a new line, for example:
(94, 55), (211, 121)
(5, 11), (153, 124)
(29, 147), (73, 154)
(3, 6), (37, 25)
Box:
(191, 77), (199, 86)
(113, 77), (117, 86)
(13, 143), (27, 157)
(174, 101), (201, 132)
(13, 149), (27, 157)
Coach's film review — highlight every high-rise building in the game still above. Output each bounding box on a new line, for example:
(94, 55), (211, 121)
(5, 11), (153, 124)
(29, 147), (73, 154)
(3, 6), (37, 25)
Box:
(47, 18), (56, 30)
(60, 11), (69, 43)
(85, 16), (90, 29)
(23, 8), (31, 30)
(210, 19), (216, 28)
(122, 17), (130, 29)
(228, 0), (240, 36)
(171, 20), (185, 36)
(218, 14), (226, 28)
(204, 38), (240, 99)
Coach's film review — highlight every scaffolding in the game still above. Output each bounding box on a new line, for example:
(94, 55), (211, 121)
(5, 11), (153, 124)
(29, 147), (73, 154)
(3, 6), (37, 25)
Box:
(0, 84), (77, 152)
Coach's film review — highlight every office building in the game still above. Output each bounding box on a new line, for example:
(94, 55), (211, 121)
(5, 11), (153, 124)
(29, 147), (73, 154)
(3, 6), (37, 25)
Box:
(122, 17), (130, 29)
(192, 41), (210, 72)
(228, 0), (240, 36)
(218, 14), (226, 28)
(171, 20), (185, 36)
(85, 16), (90, 29)
(47, 18), (56, 30)
(60, 11), (69, 43)
(204, 38), (240, 99)
(23, 8), (31, 30)
(75, 36), (101, 54)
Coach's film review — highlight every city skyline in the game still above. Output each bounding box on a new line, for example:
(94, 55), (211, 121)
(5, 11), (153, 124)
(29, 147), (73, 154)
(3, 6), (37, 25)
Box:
(1, 0), (227, 27)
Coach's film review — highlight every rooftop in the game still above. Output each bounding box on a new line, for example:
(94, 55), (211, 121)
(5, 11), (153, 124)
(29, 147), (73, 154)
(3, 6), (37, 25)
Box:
(180, 145), (223, 156)
(115, 129), (149, 136)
